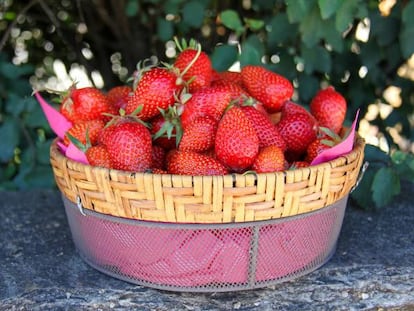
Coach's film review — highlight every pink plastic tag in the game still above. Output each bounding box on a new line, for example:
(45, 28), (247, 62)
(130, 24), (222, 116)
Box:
(35, 91), (89, 164)
(34, 92), (72, 139)
(66, 143), (89, 164)
(311, 109), (360, 165)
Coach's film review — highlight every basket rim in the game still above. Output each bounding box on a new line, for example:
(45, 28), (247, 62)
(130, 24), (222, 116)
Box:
(49, 135), (365, 179)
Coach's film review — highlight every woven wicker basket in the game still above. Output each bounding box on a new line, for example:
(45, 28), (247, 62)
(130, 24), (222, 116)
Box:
(50, 137), (365, 224)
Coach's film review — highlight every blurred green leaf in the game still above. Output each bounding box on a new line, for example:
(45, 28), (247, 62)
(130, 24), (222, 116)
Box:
(323, 19), (344, 52)
(297, 74), (319, 102)
(5, 93), (26, 117)
(267, 13), (297, 49)
(299, 5), (323, 47)
(335, 0), (362, 32)
(301, 45), (331, 74)
(351, 165), (375, 208)
(370, 12), (399, 47)
(286, 0), (315, 23)
(400, 27), (414, 58)
(211, 44), (239, 72)
(14, 165), (55, 189)
(239, 35), (264, 67)
(125, 0), (139, 17)
(318, 0), (341, 19)
(220, 10), (244, 34)
(244, 18), (265, 31)
(157, 18), (174, 41)
(371, 167), (400, 208)
(36, 139), (53, 165)
(364, 144), (390, 164)
(391, 151), (414, 183)
(182, 1), (205, 28)
(0, 118), (20, 163)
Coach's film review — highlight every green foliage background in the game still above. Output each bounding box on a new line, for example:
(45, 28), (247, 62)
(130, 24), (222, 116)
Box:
(1, 0), (414, 208)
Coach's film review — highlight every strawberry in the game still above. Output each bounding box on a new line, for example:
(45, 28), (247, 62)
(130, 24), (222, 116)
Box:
(167, 150), (228, 176)
(174, 39), (212, 92)
(151, 168), (169, 174)
(125, 67), (182, 121)
(241, 65), (294, 112)
(210, 79), (249, 103)
(217, 71), (244, 87)
(277, 112), (317, 156)
(85, 145), (112, 169)
(152, 145), (167, 170)
(102, 121), (152, 172)
(241, 104), (287, 151)
(107, 85), (131, 111)
(150, 108), (181, 150)
(252, 145), (286, 173)
(180, 85), (232, 129)
(63, 119), (105, 146)
(215, 106), (259, 172)
(60, 87), (115, 123)
(179, 116), (217, 153)
(310, 86), (347, 134)
(281, 100), (313, 118)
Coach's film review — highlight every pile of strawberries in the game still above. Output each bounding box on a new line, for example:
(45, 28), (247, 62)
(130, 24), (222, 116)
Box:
(59, 40), (347, 176)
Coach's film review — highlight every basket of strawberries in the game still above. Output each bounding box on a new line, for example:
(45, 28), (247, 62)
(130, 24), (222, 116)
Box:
(38, 39), (365, 291)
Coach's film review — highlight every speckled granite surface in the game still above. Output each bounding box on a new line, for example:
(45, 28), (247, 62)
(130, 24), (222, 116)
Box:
(1, 185), (413, 310)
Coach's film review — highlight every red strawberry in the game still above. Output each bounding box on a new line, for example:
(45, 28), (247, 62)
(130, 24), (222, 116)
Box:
(60, 87), (115, 123)
(102, 121), (152, 172)
(167, 150), (228, 176)
(277, 112), (317, 156)
(252, 145), (286, 173)
(241, 65), (294, 112)
(125, 67), (182, 121)
(63, 119), (105, 146)
(281, 100), (313, 118)
(174, 40), (212, 92)
(151, 168), (169, 174)
(215, 106), (259, 172)
(150, 109), (181, 150)
(310, 86), (347, 134)
(179, 116), (217, 153)
(217, 71), (244, 86)
(180, 85), (232, 129)
(152, 145), (167, 170)
(241, 105), (287, 151)
(107, 85), (132, 111)
(210, 79), (249, 103)
(85, 145), (112, 169)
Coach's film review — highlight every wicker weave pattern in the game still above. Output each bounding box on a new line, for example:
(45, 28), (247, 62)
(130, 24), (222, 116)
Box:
(50, 138), (365, 223)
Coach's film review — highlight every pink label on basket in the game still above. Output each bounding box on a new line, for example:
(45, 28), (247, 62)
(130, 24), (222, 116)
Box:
(66, 142), (89, 164)
(34, 92), (72, 139)
(35, 91), (90, 165)
(311, 109), (360, 165)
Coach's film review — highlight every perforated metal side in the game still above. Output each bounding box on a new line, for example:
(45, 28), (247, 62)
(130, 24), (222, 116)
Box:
(63, 196), (347, 292)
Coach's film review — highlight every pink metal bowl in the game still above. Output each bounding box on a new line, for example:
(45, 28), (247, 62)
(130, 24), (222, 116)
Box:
(63, 195), (348, 292)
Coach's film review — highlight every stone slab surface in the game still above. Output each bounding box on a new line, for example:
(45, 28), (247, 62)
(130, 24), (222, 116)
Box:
(1, 185), (413, 310)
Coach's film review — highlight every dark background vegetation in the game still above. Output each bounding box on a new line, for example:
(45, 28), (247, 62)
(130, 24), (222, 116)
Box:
(1, 0), (414, 209)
